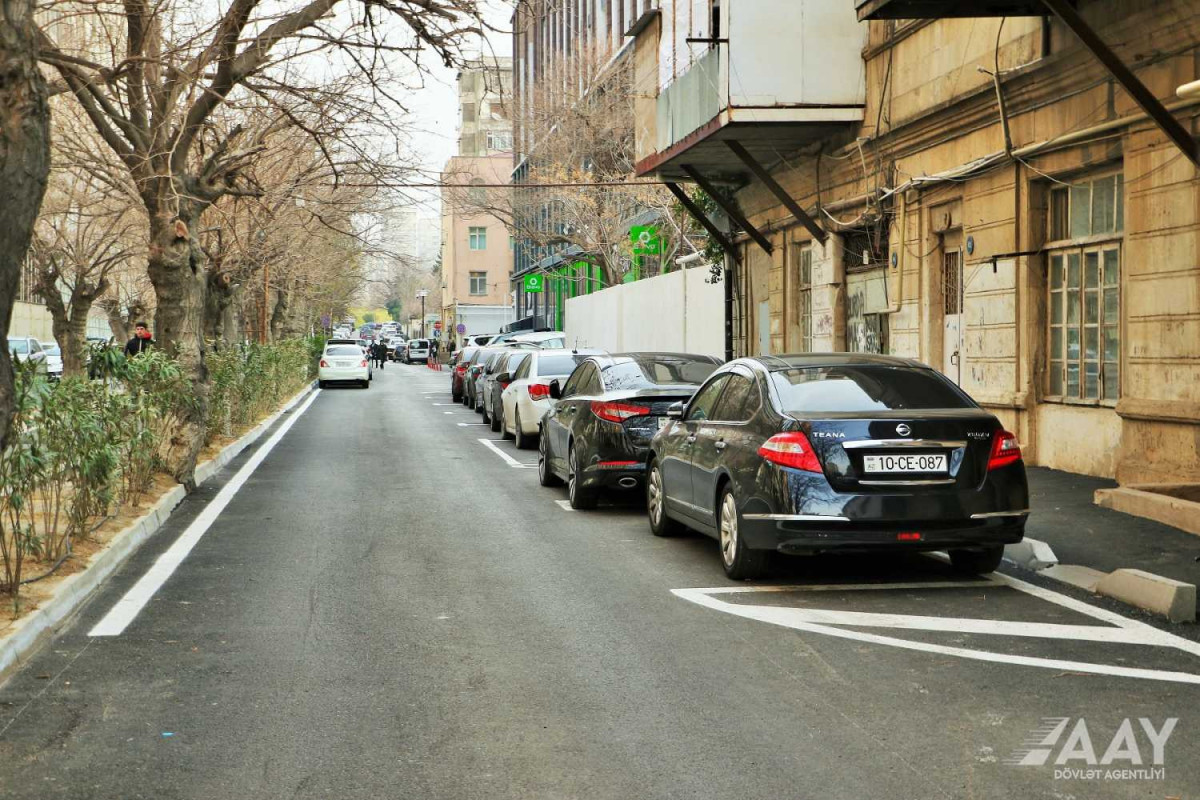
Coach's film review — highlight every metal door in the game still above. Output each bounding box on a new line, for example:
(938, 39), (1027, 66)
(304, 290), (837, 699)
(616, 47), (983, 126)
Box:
(942, 247), (964, 385)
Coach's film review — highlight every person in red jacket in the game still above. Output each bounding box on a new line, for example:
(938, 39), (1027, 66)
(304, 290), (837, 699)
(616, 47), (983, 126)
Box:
(123, 322), (154, 356)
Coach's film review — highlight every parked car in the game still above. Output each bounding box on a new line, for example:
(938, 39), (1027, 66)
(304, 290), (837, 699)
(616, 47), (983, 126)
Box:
(471, 344), (539, 412)
(450, 346), (481, 401)
(644, 354), (1029, 579)
(42, 343), (63, 379)
(461, 346), (496, 408)
(7, 336), (49, 376)
(538, 352), (722, 509)
(481, 350), (533, 429)
(510, 330), (567, 349)
(318, 342), (371, 388)
(499, 348), (604, 449)
(325, 338), (373, 381)
(405, 339), (431, 363)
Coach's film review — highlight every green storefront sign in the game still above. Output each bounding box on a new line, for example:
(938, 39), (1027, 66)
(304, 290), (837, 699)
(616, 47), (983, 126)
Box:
(630, 225), (661, 255)
(523, 273), (545, 292)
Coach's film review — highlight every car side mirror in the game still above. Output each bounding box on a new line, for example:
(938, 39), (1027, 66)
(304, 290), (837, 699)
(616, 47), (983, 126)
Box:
(496, 372), (511, 383)
(549, 379), (562, 400)
(667, 401), (684, 419)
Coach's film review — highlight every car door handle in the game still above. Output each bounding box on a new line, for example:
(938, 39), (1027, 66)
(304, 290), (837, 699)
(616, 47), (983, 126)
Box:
(714, 441), (726, 451)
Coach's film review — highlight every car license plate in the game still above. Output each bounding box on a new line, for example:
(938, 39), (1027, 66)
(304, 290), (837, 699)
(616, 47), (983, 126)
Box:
(862, 453), (947, 473)
(336, 360), (354, 367)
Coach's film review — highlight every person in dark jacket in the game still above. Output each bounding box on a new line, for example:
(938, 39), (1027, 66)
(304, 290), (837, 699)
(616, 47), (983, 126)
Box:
(124, 321), (154, 357)
(372, 340), (386, 370)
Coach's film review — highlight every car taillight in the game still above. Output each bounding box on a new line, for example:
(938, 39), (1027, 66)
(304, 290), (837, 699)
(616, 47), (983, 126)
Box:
(319, 359), (329, 367)
(988, 430), (1022, 470)
(590, 401), (650, 423)
(455, 364), (466, 374)
(528, 383), (551, 401)
(500, 381), (510, 390)
(757, 431), (822, 473)
(360, 359), (368, 367)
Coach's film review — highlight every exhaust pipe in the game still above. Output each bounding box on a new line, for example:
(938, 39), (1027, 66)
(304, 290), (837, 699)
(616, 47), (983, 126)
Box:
(618, 477), (638, 489)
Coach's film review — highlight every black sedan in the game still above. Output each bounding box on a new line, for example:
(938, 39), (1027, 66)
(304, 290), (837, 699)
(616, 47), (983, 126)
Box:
(538, 352), (722, 509)
(645, 354), (1029, 579)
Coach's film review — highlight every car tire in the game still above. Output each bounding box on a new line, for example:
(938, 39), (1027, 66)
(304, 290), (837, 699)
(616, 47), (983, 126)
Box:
(647, 459), (684, 537)
(361, 379), (370, 389)
(718, 484), (768, 580)
(481, 402), (491, 424)
(538, 428), (562, 487)
(949, 545), (1005, 575)
(501, 410), (515, 441)
(318, 380), (327, 389)
(567, 444), (599, 510)
(489, 405), (502, 432)
(514, 411), (532, 449)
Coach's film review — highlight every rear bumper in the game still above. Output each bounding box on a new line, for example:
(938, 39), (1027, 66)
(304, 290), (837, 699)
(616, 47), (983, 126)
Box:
(739, 513), (1025, 554)
(579, 461), (647, 490)
(318, 367), (368, 382)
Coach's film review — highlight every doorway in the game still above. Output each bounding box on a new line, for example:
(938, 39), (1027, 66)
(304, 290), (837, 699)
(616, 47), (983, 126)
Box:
(942, 233), (964, 384)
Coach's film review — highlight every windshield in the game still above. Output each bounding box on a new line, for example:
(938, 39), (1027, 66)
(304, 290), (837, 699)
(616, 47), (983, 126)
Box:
(7, 339), (28, 355)
(537, 354), (588, 376)
(325, 346), (362, 356)
(770, 365), (974, 413)
(601, 356), (718, 390)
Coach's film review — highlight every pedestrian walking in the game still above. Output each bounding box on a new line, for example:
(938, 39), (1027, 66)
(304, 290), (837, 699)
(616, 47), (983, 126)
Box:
(123, 321), (154, 357)
(372, 340), (386, 370)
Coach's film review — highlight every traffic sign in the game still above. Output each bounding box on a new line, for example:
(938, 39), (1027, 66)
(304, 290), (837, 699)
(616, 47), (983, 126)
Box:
(456, 323), (466, 333)
(523, 274), (544, 293)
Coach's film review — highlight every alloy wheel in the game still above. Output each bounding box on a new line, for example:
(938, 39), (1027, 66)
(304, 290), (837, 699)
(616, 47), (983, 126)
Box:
(648, 465), (664, 525)
(719, 492), (738, 568)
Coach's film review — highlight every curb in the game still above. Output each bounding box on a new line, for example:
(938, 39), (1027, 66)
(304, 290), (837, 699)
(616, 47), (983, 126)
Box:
(0, 381), (318, 684)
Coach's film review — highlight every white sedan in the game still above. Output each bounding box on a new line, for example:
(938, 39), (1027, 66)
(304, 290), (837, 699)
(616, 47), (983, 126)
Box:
(318, 343), (371, 389)
(499, 348), (603, 449)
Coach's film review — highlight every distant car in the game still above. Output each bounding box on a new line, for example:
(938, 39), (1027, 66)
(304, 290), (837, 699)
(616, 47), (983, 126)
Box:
(450, 346), (481, 401)
(7, 336), (49, 376)
(318, 342), (371, 389)
(468, 344), (538, 411)
(405, 339), (431, 363)
(42, 343), (63, 379)
(500, 348), (604, 449)
(539, 352), (722, 509)
(645, 354), (1029, 579)
(481, 350), (532, 429)
(510, 330), (567, 349)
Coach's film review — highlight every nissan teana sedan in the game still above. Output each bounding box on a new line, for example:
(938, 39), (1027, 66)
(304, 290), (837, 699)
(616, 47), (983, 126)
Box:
(645, 354), (1028, 579)
(539, 352), (723, 509)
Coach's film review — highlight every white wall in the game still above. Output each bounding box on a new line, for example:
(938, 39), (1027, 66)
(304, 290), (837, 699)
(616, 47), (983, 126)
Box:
(565, 267), (724, 358)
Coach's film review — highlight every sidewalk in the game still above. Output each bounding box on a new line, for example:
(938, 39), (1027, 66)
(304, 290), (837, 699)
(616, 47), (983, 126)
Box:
(1024, 466), (1200, 591)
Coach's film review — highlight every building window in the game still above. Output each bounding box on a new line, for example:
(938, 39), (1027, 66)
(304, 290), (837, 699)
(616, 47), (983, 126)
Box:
(486, 131), (512, 151)
(790, 240), (813, 352)
(469, 272), (487, 295)
(1046, 173), (1122, 402)
(469, 227), (487, 250)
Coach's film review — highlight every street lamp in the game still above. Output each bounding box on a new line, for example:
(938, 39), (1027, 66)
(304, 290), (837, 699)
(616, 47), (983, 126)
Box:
(416, 289), (429, 338)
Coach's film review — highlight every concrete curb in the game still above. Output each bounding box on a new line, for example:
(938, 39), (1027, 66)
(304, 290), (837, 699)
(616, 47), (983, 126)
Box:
(1094, 569), (1197, 623)
(1095, 485), (1200, 538)
(0, 381), (318, 684)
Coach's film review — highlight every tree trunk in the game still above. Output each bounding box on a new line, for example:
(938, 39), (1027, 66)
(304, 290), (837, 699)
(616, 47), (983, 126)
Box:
(0, 0), (51, 449)
(269, 284), (289, 342)
(203, 268), (234, 346)
(146, 215), (209, 487)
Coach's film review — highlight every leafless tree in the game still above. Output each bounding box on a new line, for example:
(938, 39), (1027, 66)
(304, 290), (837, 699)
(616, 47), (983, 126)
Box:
(0, 0), (51, 449)
(34, 0), (484, 484)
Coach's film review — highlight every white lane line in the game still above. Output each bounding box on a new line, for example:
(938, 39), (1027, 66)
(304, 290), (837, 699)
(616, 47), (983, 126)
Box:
(478, 438), (537, 469)
(89, 391), (321, 637)
(457, 422), (488, 427)
(431, 403), (460, 406)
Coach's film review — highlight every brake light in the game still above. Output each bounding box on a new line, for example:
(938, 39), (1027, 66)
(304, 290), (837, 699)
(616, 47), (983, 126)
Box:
(500, 381), (510, 390)
(455, 364), (467, 374)
(360, 360), (368, 367)
(897, 532), (923, 541)
(988, 430), (1022, 470)
(319, 359), (329, 368)
(591, 401), (650, 423)
(757, 432), (822, 473)
(528, 383), (551, 401)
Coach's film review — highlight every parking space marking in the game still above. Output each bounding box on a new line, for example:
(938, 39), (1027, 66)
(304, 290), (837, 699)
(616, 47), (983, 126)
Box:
(431, 403), (460, 406)
(478, 438), (538, 469)
(673, 576), (1200, 685)
(555, 500), (573, 511)
(457, 422), (488, 426)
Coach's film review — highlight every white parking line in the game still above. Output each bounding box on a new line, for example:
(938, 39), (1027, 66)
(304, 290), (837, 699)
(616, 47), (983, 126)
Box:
(457, 422), (488, 427)
(90, 390), (321, 637)
(431, 403), (459, 406)
(672, 576), (1200, 685)
(555, 500), (573, 511)
(478, 438), (537, 469)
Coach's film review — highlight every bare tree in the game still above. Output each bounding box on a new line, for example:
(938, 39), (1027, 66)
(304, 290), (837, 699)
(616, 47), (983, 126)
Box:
(35, 0), (483, 484)
(0, 0), (51, 449)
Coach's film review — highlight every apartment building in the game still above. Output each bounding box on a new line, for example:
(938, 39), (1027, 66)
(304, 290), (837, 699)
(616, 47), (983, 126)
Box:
(629, 0), (1200, 490)
(440, 58), (516, 343)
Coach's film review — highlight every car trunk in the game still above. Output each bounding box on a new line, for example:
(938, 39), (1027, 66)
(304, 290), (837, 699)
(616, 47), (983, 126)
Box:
(792, 409), (999, 493)
(611, 389), (698, 447)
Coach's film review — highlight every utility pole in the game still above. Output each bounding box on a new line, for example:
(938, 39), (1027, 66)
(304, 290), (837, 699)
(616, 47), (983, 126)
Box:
(417, 289), (429, 338)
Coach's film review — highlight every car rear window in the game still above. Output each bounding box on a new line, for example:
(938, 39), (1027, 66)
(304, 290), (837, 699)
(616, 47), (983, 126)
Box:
(411, 340), (429, 347)
(325, 346), (361, 356)
(602, 356), (719, 390)
(769, 366), (974, 413)
(537, 354), (587, 376)
(8, 339), (29, 355)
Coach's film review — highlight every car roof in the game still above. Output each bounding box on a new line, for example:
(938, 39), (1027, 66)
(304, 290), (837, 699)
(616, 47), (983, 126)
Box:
(748, 353), (929, 371)
(600, 352), (724, 365)
(325, 338), (362, 345)
(534, 347), (604, 356)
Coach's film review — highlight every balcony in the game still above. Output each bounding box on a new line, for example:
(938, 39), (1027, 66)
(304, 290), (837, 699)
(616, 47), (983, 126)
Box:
(632, 0), (867, 181)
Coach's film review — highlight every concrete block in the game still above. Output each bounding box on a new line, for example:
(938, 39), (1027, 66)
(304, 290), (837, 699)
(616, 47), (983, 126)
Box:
(1095, 568), (1197, 623)
(1040, 564), (1108, 592)
(1095, 485), (1200, 538)
(1003, 537), (1059, 571)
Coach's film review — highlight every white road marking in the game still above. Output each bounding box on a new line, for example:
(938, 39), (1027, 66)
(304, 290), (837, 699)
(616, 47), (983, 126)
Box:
(90, 390), (321, 637)
(431, 403), (460, 406)
(457, 422), (488, 427)
(478, 438), (537, 469)
(672, 578), (1200, 685)
(555, 500), (573, 511)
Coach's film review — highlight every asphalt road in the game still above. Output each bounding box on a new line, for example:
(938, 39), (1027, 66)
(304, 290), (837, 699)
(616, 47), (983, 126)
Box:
(1, 364), (1198, 799)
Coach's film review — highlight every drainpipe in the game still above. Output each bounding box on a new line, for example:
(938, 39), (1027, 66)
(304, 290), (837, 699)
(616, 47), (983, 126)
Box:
(882, 189), (908, 315)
